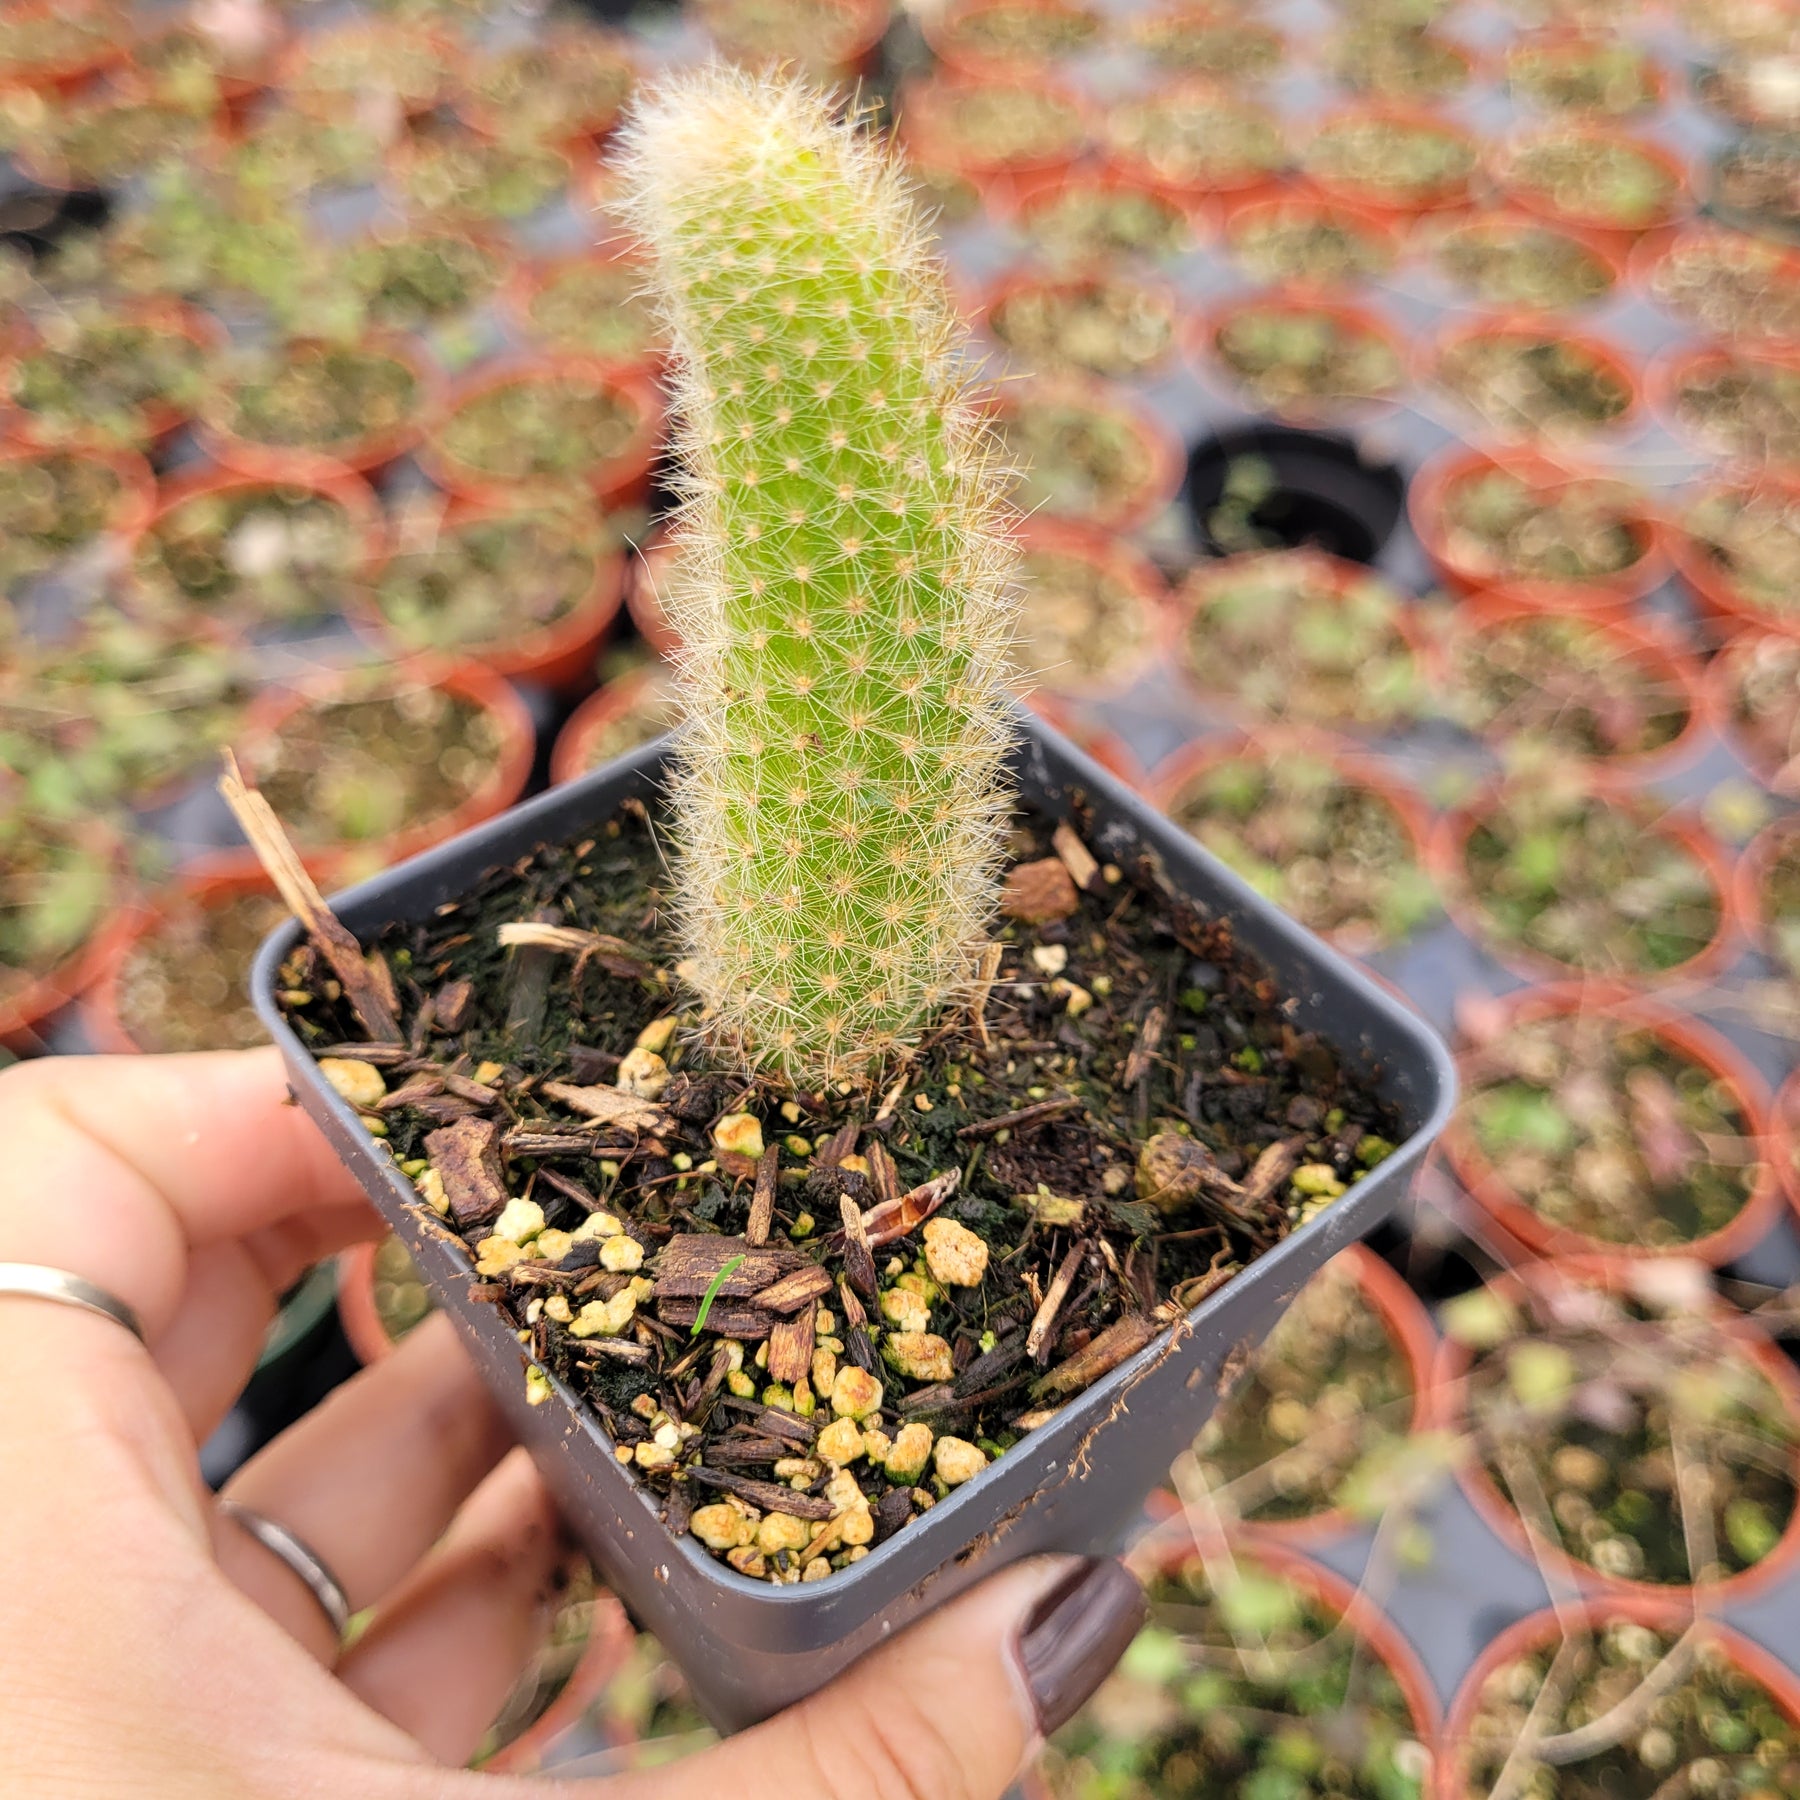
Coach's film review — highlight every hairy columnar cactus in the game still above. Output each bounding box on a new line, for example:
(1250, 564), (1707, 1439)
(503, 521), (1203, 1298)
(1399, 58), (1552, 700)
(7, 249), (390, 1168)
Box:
(617, 71), (1020, 1084)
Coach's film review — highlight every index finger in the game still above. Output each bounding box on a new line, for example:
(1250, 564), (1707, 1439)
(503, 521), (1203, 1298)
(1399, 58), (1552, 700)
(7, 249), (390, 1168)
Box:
(0, 1046), (375, 1342)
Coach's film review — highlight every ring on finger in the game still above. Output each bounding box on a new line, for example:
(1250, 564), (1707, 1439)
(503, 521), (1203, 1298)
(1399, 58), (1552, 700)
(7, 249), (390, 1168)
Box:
(218, 1499), (353, 1643)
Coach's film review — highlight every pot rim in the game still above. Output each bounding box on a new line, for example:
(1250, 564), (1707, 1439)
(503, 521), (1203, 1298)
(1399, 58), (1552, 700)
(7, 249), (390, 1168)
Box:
(922, 0), (1106, 82)
(1151, 1243), (1441, 1549)
(352, 498), (628, 690)
(498, 243), (665, 378)
(195, 331), (443, 484)
(1146, 723), (1438, 958)
(1406, 440), (1665, 599)
(1299, 101), (1481, 217)
(1704, 629), (1800, 794)
(1125, 1521), (1445, 1740)
(1101, 76), (1288, 202)
(981, 372), (1185, 534)
(1185, 285), (1408, 423)
(1433, 1592), (1800, 1800)
(198, 656), (536, 885)
(1009, 512), (1170, 701)
(1434, 589), (1709, 778)
(1487, 119), (1694, 236)
(1416, 311), (1645, 447)
(1665, 473), (1800, 638)
(549, 664), (677, 787)
(1165, 547), (1430, 734)
(119, 460), (384, 637)
(416, 354), (664, 512)
(80, 867), (283, 1056)
(974, 263), (1182, 384)
(0, 815), (138, 1049)
(1433, 1253), (1800, 1605)
(1439, 978), (1782, 1269)
(1428, 774), (1738, 992)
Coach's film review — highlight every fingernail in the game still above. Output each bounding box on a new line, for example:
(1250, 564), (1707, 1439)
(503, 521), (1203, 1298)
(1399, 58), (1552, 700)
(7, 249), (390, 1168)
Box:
(1015, 1557), (1147, 1739)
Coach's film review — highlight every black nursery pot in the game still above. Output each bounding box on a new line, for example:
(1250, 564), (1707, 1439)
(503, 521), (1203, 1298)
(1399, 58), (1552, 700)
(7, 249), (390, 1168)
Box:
(1186, 424), (1406, 564)
(253, 716), (1455, 1733)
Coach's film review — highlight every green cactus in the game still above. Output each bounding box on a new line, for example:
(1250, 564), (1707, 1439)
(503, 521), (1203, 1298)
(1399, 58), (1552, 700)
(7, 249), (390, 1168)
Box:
(617, 70), (1020, 1084)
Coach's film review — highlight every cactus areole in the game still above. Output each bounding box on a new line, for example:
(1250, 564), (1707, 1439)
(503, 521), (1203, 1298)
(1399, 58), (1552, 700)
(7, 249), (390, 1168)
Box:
(616, 70), (1020, 1085)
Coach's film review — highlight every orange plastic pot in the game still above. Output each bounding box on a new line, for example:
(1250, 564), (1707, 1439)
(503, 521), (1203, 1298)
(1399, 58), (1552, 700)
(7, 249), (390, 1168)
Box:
(895, 71), (1095, 206)
(1440, 980), (1782, 1269)
(976, 265), (1181, 381)
(1438, 591), (1707, 777)
(923, 0), (1104, 79)
(499, 245), (664, 379)
(1026, 1526), (1442, 1796)
(984, 374), (1184, 534)
(418, 358), (663, 511)
(0, 0), (124, 92)
(1301, 103), (1480, 219)
(1419, 312), (1644, 444)
(1706, 630), (1800, 794)
(1150, 1244), (1439, 1549)
(1773, 1069), (1800, 1232)
(701, 0), (890, 80)
(452, 28), (637, 146)
(79, 869), (280, 1056)
(1167, 548), (1430, 727)
(203, 659), (535, 885)
(1102, 79), (1287, 207)
(1489, 121), (1693, 243)
(1418, 206), (1626, 311)
(1734, 811), (1800, 975)
(120, 463), (383, 640)
(1407, 442), (1665, 601)
(1003, 160), (1210, 261)
(274, 22), (461, 125)
(2, 298), (222, 453)
(335, 1240), (396, 1368)
(624, 531), (681, 659)
(196, 334), (441, 485)
(1430, 778), (1736, 990)
(1503, 29), (1669, 118)
(1019, 692), (1146, 789)
(0, 821), (138, 1053)
(1650, 340), (1800, 475)
(0, 439), (157, 563)
(385, 131), (576, 235)
(1010, 514), (1169, 701)
(355, 506), (628, 693)
(548, 665), (678, 786)
(1631, 221), (1800, 345)
(1219, 186), (1404, 288)
(1148, 726), (1436, 959)
(1188, 289), (1407, 422)
(1667, 475), (1800, 637)
(1436, 1256), (1800, 1602)
(128, 14), (285, 113)
(1435, 1598), (1800, 1800)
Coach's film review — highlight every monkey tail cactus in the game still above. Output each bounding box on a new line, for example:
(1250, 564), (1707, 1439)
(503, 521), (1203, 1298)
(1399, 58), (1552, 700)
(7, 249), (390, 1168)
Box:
(616, 69), (1020, 1085)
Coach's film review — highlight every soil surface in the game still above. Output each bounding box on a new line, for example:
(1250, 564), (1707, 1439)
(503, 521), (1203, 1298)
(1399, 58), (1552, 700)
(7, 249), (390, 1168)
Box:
(279, 795), (1402, 1585)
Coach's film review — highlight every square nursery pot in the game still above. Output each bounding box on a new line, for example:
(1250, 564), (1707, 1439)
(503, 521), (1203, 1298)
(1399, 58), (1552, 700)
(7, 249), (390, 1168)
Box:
(253, 714), (1455, 1733)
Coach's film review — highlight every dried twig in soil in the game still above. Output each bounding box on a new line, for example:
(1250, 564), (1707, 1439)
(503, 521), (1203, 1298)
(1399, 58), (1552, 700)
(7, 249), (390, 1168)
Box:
(218, 751), (402, 1044)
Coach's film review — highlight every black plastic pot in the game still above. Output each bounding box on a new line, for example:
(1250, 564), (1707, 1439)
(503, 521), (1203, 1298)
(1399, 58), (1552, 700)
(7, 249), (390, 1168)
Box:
(1186, 424), (1407, 564)
(252, 714), (1455, 1733)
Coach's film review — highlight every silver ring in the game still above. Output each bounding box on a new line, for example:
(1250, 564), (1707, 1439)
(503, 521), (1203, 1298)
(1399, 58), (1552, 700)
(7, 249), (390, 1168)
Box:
(218, 1500), (353, 1641)
(0, 1263), (145, 1344)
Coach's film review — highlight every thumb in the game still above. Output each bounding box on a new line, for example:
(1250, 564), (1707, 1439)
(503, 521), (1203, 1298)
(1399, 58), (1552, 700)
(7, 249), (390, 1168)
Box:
(609, 1556), (1144, 1800)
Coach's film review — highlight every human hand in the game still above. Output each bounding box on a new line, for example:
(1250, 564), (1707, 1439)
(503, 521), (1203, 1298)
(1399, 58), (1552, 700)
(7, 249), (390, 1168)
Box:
(0, 1047), (1144, 1798)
